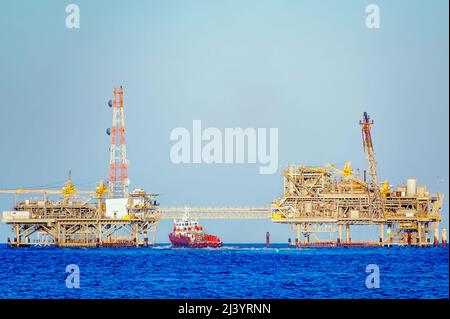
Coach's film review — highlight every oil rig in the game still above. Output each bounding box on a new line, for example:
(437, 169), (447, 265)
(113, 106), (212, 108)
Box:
(1, 87), (160, 247)
(272, 112), (446, 247)
(0, 88), (446, 248)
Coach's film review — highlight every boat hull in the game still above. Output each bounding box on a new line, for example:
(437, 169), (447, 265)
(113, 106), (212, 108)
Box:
(169, 233), (222, 248)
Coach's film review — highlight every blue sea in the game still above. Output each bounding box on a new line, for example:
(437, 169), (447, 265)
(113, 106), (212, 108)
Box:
(0, 244), (448, 299)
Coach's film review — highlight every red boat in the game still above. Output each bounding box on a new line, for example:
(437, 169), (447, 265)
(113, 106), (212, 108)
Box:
(169, 208), (222, 248)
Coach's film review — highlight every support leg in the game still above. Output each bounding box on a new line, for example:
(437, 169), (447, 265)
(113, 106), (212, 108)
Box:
(387, 224), (392, 247)
(98, 223), (102, 247)
(379, 224), (384, 246)
(433, 223), (439, 247)
(442, 228), (447, 248)
(15, 224), (20, 247)
(345, 224), (351, 244)
(337, 224), (342, 246)
(417, 223), (422, 247)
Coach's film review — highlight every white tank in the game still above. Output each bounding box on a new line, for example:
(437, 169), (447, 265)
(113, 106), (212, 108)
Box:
(406, 178), (417, 196)
(304, 202), (312, 214)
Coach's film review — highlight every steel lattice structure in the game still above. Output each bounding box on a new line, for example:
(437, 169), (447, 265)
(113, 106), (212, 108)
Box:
(108, 86), (129, 198)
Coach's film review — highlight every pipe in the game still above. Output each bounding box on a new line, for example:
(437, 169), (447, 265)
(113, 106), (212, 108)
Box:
(442, 229), (447, 248)
(337, 224), (342, 246)
(345, 224), (351, 244)
(417, 223), (422, 247)
(434, 223), (439, 247)
(379, 224), (384, 246)
(387, 224), (392, 247)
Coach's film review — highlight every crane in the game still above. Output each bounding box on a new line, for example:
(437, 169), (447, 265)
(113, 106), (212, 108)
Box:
(61, 171), (77, 203)
(95, 180), (108, 216)
(359, 112), (384, 220)
(0, 172), (95, 202)
(325, 162), (367, 188)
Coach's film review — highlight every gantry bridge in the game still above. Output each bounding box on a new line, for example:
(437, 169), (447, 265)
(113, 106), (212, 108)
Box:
(159, 207), (271, 219)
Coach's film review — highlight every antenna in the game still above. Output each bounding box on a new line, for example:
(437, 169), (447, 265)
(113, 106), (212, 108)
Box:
(107, 86), (129, 198)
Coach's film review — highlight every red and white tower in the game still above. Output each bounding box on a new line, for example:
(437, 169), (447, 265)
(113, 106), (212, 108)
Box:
(107, 86), (129, 198)
(360, 112), (383, 219)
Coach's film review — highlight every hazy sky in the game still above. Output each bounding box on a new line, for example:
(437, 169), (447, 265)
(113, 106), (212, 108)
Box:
(0, 0), (448, 243)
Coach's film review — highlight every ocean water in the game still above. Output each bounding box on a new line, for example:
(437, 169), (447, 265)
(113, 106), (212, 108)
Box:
(0, 244), (448, 299)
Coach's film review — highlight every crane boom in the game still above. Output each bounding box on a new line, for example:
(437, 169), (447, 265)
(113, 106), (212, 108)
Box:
(0, 189), (94, 195)
(0, 174), (95, 196)
(359, 112), (384, 220)
(325, 163), (367, 188)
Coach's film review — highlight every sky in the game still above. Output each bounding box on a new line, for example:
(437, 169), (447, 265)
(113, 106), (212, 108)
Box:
(0, 0), (448, 243)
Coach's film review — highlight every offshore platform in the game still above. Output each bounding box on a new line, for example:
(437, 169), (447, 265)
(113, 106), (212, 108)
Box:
(1, 87), (160, 247)
(272, 113), (445, 247)
(0, 88), (446, 248)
